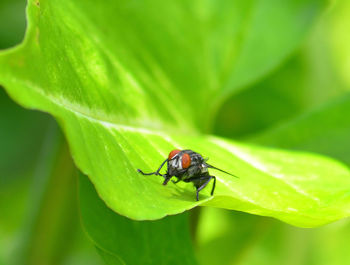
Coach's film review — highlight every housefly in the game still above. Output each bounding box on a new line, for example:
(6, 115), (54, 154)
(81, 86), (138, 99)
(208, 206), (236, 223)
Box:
(138, 149), (238, 201)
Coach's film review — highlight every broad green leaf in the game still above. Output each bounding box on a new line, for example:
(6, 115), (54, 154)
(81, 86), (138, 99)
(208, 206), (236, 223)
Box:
(213, 44), (345, 138)
(79, 174), (198, 265)
(0, 0), (326, 128)
(196, 94), (350, 265)
(213, 0), (349, 139)
(1, 0), (349, 228)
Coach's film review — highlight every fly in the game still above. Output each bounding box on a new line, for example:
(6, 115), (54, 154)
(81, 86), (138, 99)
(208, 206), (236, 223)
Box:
(138, 149), (238, 201)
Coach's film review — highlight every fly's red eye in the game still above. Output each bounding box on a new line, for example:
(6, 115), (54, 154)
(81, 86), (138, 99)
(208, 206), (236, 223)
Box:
(168, 149), (181, 160)
(182, 153), (191, 169)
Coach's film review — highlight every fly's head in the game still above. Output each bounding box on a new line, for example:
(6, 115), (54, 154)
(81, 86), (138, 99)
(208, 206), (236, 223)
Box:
(167, 149), (208, 177)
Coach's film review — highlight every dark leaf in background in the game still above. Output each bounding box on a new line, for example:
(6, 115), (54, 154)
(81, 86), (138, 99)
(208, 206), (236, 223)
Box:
(197, 207), (350, 265)
(0, 0), (52, 262)
(251, 94), (350, 165)
(213, 13), (346, 139)
(79, 174), (198, 265)
(0, 0), (26, 49)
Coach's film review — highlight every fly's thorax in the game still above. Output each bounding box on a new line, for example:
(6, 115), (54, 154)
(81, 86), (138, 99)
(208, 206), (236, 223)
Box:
(201, 164), (209, 173)
(184, 162), (207, 177)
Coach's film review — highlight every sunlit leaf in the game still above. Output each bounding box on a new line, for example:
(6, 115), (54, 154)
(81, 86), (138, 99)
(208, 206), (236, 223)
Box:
(2, 0), (349, 228)
(197, 94), (350, 265)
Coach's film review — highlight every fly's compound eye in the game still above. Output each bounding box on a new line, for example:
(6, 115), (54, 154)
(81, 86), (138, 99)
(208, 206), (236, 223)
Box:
(181, 153), (191, 169)
(168, 149), (181, 160)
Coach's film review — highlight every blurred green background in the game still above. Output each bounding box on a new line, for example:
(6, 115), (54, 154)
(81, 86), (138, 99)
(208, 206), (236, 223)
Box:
(0, 1), (103, 264)
(1, 0), (350, 264)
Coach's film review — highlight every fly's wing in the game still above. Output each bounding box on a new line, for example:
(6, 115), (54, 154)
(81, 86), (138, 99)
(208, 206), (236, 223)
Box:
(205, 163), (239, 178)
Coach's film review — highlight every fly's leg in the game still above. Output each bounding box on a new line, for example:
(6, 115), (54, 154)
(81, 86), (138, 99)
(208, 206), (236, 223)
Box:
(210, 176), (216, 196)
(195, 176), (213, 201)
(185, 175), (213, 201)
(137, 169), (165, 177)
(171, 178), (181, 184)
(162, 176), (172, 185)
(137, 158), (168, 177)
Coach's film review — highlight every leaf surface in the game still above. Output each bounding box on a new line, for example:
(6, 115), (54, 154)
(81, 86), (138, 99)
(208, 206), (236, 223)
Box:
(1, 0), (349, 227)
(197, 94), (350, 265)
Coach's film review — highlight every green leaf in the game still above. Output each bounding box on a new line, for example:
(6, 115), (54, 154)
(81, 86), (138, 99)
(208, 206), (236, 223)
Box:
(213, 0), (349, 139)
(197, 94), (350, 265)
(213, 43), (345, 138)
(2, 0), (349, 228)
(79, 174), (198, 265)
(0, 0), (326, 128)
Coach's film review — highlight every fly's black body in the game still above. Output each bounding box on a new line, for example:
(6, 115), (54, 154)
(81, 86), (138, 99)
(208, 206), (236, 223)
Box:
(138, 149), (238, 201)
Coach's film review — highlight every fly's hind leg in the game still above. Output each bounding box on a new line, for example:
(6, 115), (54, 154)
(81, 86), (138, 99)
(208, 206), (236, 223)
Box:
(210, 176), (216, 196)
(195, 176), (213, 201)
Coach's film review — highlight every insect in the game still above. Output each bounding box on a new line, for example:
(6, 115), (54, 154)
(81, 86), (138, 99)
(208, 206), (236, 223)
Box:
(137, 149), (238, 201)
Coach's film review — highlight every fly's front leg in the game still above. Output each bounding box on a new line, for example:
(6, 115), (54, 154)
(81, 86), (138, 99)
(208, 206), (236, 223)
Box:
(137, 158), (168, 177)
(171, 178), (181, 184)
(162, 175), (172, 185)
